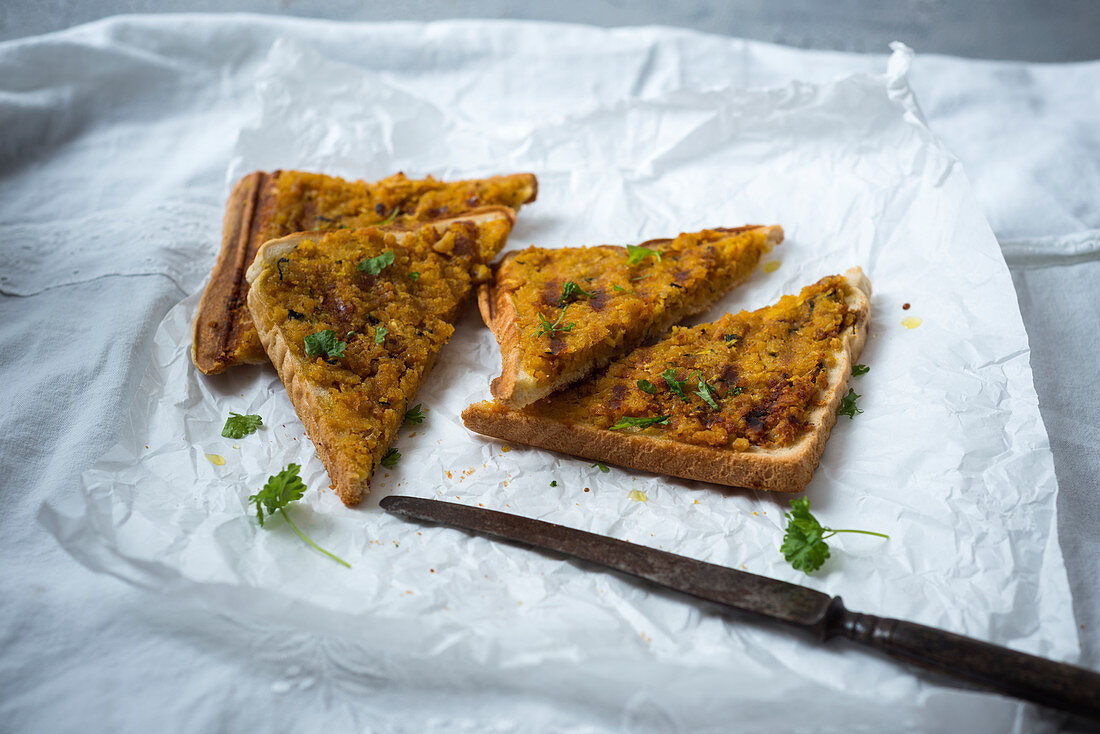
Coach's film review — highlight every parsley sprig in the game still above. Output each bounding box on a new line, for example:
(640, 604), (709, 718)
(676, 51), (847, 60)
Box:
(248, 464), (350, 568)
(662, 369), (689, 402)
(381, 448), (401, 468)
(534, 309), (576, 338)
(304, 329), (347, 361)
(358, 249), (395, 275)
(780, 497), (887, 574)
(626, 244), (661, 265)
(404, 404), (425, 425)
(558, 280), (593, 306)
(610, 415), (670, 430)
(839, 388), (863, 419)
(222, 412), (262, 439)
(693, 371), (721, 411)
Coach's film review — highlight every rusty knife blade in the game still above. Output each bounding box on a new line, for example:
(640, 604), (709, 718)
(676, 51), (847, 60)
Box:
(379, 494), (833, 630)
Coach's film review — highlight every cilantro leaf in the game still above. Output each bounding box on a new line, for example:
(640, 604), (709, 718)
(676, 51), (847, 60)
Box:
(375, 325), (387, 344)
(408, 271), (420, 281)
(626, 244), (661, 265)
(222, 412), (262, 439)
(780, 497), (888, 574)
(609, 415), (670, 430)
(662, 369), (689, 402)
(248, 464), (350, 568)
(381, 448), (401, 468)
(550, 480), (558, 487)
(839, 388), (863, 419)
(357, 249), (395, 275)
(304, 329), (347, 361)
(637, 379), (658, 395)
(693, 371), (721, 411)
(592, 462), (610, 473)
(404, 404), (425, 425)
(851, 364), (870, 376)
(558, 280), (594, 306)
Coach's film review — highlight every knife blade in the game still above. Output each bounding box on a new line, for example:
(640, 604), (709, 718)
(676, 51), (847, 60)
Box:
(380, 494), (1100, 720)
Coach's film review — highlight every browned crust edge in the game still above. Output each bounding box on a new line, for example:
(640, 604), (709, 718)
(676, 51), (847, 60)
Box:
(192, 171), (271, 374)
(246, 208), (518, 506)
(479, 224), (784, 407)
(462, 267), (870, 493)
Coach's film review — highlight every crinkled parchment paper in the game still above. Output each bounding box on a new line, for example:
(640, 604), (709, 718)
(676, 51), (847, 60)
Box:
(46, 41), (1077, 732)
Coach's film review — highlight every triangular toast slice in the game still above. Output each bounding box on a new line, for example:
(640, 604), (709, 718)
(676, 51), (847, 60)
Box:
(463, 268), (870, 493)
(481, 226), (783, 407)
(194, 169), (538, 374)
(246, 208), (516, 506)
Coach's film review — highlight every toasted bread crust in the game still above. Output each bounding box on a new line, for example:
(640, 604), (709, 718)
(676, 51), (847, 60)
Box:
(463, 268), (870, 493)
(478, 225), (783, 407)
(248, 209), (516, 505)
(195, 170), (537, 375)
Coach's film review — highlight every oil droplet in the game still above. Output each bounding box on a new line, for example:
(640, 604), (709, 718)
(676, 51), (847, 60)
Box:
(500, 444), (511, 453)
(902, 316), (922, 330)
(205, 453), (226, 465)
(762, 260), (781, 274)
(628, 489), (648, 502)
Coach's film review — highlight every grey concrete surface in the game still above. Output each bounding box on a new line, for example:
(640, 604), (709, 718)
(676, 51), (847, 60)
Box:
(1, 0), (1098, 61)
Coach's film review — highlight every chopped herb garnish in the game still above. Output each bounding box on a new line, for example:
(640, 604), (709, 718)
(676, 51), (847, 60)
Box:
(304, 329), (346, 361)
(732, 386), (744, 396)
(851, 364), (870, 376)
(610, 415), (670, 430)
(693, 372), (721, 411)
(221, 412), (263, 439)
(662, 369), (689, 402)
(592, 462), (610, 473)
(838, 388), (863, 419)
(408, 271), (420, 281)
(534, 309), (576, 338)
(550, 480), (558, 487)
(404, 404), (425, 425)
(379, 208), (400, 226)
(558, 280), (594, 306)
(248, 464), (350, 568)
(375, 325), (387, 344)
(357, 249), (395, 275)
(626, 244), (661, 265)
(781, 497), (888, 574)
(637, 379), (658, 395)
(612, 284), (627, 292)
(380, 448), (401, 468)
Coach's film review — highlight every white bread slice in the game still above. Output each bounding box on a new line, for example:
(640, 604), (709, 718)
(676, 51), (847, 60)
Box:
(247, 208), (516, 506)
(463, 268), (870, 493)
(479, 225), (783, 408)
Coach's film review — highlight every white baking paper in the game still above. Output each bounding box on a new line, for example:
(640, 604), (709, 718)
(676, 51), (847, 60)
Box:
(46, 40), (1077, 732)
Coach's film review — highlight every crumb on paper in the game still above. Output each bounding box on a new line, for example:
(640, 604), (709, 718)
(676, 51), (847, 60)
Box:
(205, 453), (225, 465)
(500, 444), (511, 452)
(902, 302), (911, 310)
(584, 487), (590, 492)
(628, 490), (647, 502)
(762, 260), (781, 273)
(902, 316), (922, 329)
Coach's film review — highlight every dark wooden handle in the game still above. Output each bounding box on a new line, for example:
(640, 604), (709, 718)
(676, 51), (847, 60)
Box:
(825, 599), (1100, 719)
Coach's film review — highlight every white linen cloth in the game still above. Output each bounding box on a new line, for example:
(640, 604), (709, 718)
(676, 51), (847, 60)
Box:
(2, 15), (1097, 733)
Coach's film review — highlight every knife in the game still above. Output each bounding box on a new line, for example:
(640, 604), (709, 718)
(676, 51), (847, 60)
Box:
(380, 495), (1100, 719)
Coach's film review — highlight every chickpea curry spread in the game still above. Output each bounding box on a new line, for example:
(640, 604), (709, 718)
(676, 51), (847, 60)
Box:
(492, 226), (779, 403)
(525, 274), (861, 451)
(247, 214), (512, 503)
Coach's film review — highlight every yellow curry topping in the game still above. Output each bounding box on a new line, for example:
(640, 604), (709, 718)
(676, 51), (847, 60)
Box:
(501, 228), (776, 383)
(528, 274), (859, 450)
(260, 171), (535, 243)
(259, 220), (509, 478)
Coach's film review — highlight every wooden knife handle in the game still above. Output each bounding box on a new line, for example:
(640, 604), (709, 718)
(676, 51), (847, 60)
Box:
(825, 598), (1100, 719)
